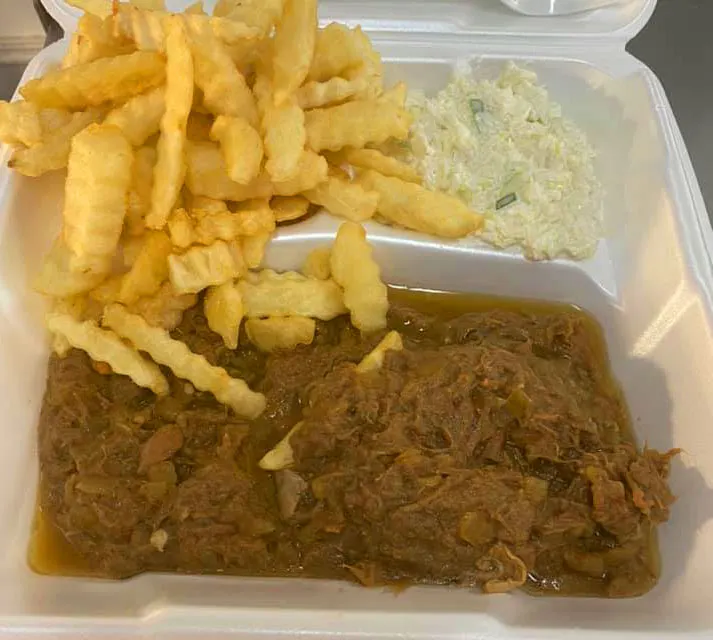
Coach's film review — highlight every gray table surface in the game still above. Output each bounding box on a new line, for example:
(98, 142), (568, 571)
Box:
(628, 0), (713, 219)
(0, 0), (710, 218)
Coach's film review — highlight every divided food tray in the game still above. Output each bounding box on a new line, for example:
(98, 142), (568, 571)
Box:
(0, 0), (712, 637)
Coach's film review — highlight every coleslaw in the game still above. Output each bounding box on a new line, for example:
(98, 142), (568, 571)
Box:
(405, 62), (603, 260)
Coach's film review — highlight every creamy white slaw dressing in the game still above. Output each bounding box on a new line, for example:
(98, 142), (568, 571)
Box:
(405, 63), (603, 260)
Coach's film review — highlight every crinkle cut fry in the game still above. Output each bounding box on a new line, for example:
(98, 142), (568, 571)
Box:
(46, 312), (169, 395)
(103, 304), (266, 418)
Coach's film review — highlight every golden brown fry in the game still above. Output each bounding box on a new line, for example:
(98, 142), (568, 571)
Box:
(305, 99), (411, 152)
(130, 0), (165, 9)
(186, 141), (273, 201)
(121, 235), (145, 267)
(104, 86), (165, 147)
(34, 237), (107, 298)
(213, 0), (235, 18)
(222, 41), (261, 73)
(113, 5), (260, 48)
(188, 13), (262, 46)
(146, 17), (193, 230)
(252, 63), (273, 117)
(358, 170), (484, 239)
(185, 1), (205, 14)
(303, 173), (379, 222)
(197, 39), (258, 78)
(213, 0), (284, 35)
(245, 316), (315, 352)
(302, 246), (331, 280)
(327, 164), (351, 180)
(119, 231), (172, 304)
(238, 269), (347, 320)
(167, 208), (195, 249)
(271, 150), (328, 196)
(232, 199), (276, 234)
(330, 221), (388, 332)
(263, 100), (305, 182)
(204, 280), (243, 349)
(62, 13), (134, 68)
(63, 124), (133, 275)
(209, 0), (234, 15)
(296, 76), (367, 110)
(129, 281), (197, 330)
(380, 82), (407, 108)
(271, 195), (310, 223)
(112, 5), (164, 51)
(0, 100), (41, 146)
(8, 108), (104, 177)
(335, 147), (421, 184)
(344, 27), (383, 100)
(38, 108), (73, 136)
(356, 330), (403, 373)
(20, 51), (165, 109)
(103, 303), (266, 417)
(168, 240), (244, 294)
(66, 0), (112, 18)
(46, 312), (169, 395)
(187, 20), (258, 125)
(307, 23), (365, 82)
(126, 146), (156, 236)
(271, 0), (317, 105)
(210, 115), (263, 185)
(88, 274), (123, 304)
(241, 232), (271, 269)
(169, 198), (274, 248)
(49, 295), (92, 322)
(188, 195), (230, 215)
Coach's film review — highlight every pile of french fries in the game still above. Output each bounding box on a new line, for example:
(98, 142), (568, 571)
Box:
(0, 0), (483, 418)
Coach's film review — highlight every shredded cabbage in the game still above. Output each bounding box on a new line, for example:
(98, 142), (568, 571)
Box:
(405, 62), (603, 260)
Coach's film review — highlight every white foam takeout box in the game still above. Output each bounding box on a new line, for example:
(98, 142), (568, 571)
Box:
(0, 0), (712, 637)
(499, 0), (624, 16)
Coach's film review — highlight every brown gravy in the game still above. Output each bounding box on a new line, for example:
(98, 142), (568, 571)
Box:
(31, 289), (676, 596)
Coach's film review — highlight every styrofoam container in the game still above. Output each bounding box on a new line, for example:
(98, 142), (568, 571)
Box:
(500, 0), (623, 16)
(0, 0), (712, 637)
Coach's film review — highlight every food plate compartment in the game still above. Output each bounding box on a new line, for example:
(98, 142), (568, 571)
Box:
(0, 16), (712, 640)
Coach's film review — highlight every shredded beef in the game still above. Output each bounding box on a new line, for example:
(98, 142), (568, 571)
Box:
(35, 296), (678, 597)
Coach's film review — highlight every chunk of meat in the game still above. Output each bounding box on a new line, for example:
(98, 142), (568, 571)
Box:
(586, 467), (640, 540)
(139, 425), (184, 473)
(625, 448), (679, 522)
(171, 464), (275, 538)
(275, 470), (308, 520)
(535, 499), (595, 542)
(493, 495), (537, 544)
(71, 428), (140, 477)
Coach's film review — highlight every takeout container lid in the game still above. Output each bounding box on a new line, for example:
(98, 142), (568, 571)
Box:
(500, 0), (632, 17)
(43, 0), (659, 42)
(3, 0), (713, 639)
